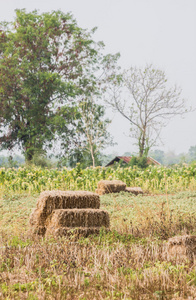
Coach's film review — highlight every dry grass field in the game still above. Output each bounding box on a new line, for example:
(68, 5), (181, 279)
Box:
(0, 190), (196, 299)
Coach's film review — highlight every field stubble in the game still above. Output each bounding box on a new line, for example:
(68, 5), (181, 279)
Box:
(0, 188), (196, 299)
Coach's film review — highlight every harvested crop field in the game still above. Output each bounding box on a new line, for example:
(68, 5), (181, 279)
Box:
(0, 189), (196, 299)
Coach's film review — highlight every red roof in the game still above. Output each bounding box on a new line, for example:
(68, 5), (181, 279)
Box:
(117, 156), (132, 163)
(105, 156), (161, 167)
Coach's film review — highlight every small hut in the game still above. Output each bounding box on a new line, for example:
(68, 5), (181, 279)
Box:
(105, 156), (161, 167)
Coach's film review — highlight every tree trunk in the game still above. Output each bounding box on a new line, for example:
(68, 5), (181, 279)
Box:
(139, 129), (146, 157)
(92, 154), (95, 168)
(25, 149), (34, 163)
(90, 144), (95, 167)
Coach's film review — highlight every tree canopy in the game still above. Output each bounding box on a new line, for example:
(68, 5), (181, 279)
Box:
(0, 9), (108, 161)
(74, 97), (113, 167)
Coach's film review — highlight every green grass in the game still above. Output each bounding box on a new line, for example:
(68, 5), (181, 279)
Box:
(0, 191), (196, 299)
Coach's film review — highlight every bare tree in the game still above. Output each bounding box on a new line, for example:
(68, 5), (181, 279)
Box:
(107, 64), (190, 157)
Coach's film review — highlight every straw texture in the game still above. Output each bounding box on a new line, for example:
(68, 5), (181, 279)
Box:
(46, 209), (110, 228)
(30, 190), (110, 237)
(125, 187), (144, 195)
(163, 235), (196, 263)
(96, 180), (126, 195)
(29, 190), (100, 227)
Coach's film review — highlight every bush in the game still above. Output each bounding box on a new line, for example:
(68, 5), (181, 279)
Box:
(129, 156), (148, 169)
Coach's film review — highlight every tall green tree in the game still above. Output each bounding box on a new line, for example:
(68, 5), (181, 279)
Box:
(0, 9), (106, 161)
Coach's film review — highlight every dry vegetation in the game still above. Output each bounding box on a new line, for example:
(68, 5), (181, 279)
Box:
(95, 180), (126, 195)
(0, 190), (196, 299)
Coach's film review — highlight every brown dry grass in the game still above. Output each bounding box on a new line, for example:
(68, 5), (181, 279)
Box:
(0, 191), (196, 299)
(45, 227), (103, 237)
(0, 232), (195, 299)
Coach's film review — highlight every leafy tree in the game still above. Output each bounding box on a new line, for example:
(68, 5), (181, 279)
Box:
(149, 149), (165, 164)
(65, 97), (113, 167)
(67, 146), (102, 169)
(0, 154), (25, 167)
(188, 145), (196, 162)
(163, 151), (180, 166)
(78, 98), (114, 167)
(107, 64), (190, 157)
(100, 152), (118, 167)
(0, 9), (106, 161)
(128, 156), (148, 169)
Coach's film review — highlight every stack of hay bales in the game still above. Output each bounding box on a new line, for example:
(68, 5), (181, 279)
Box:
(30, 190), (110, 237)
(95, 180), (126, 195)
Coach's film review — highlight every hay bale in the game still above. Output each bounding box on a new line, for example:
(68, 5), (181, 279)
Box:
(45, 208), (110, 237)
(96, 180), (126, 194)
(95, 188), (106, 195)
(29, 190), (100, 234)
(46, 209), (110, 228)
(164, 235), (196, 263)
(30, 226), (46, 236)
(125, 187), (144, 195)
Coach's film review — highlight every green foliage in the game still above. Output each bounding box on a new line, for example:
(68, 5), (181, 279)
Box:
(30, 153), (54, 169)
(128, 156), (148, 169)
(188, 145), (196, 162)
(64, 97), (114, 167)
(0, 155), (25, 168)
(137, 156), (148, 169)
(149, 149), (164, 164)
(129, 156), (138, 167)
(0, 163), (195, 194)
(75, 163), (82, 177)
(0, 9), (107, 161)
(8, 236), (32, 248)
(150, 147), (196, 166)
(67, 146), (103, 169)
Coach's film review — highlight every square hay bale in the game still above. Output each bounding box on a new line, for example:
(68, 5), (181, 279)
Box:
(29, 190), (100, 235)
(46, 209), (110, 229)
(45, 208), (110, 237)
(125, 187), (144, 195)
(96, 180), (126, 195)
(163, 235), (196, 263)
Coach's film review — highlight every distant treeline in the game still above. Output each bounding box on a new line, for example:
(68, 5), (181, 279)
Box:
(149, 146), (196, 165)
(0, 145), (196, 168)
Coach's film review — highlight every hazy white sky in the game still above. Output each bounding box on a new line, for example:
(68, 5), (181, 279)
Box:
(0, 0), (196, 155)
